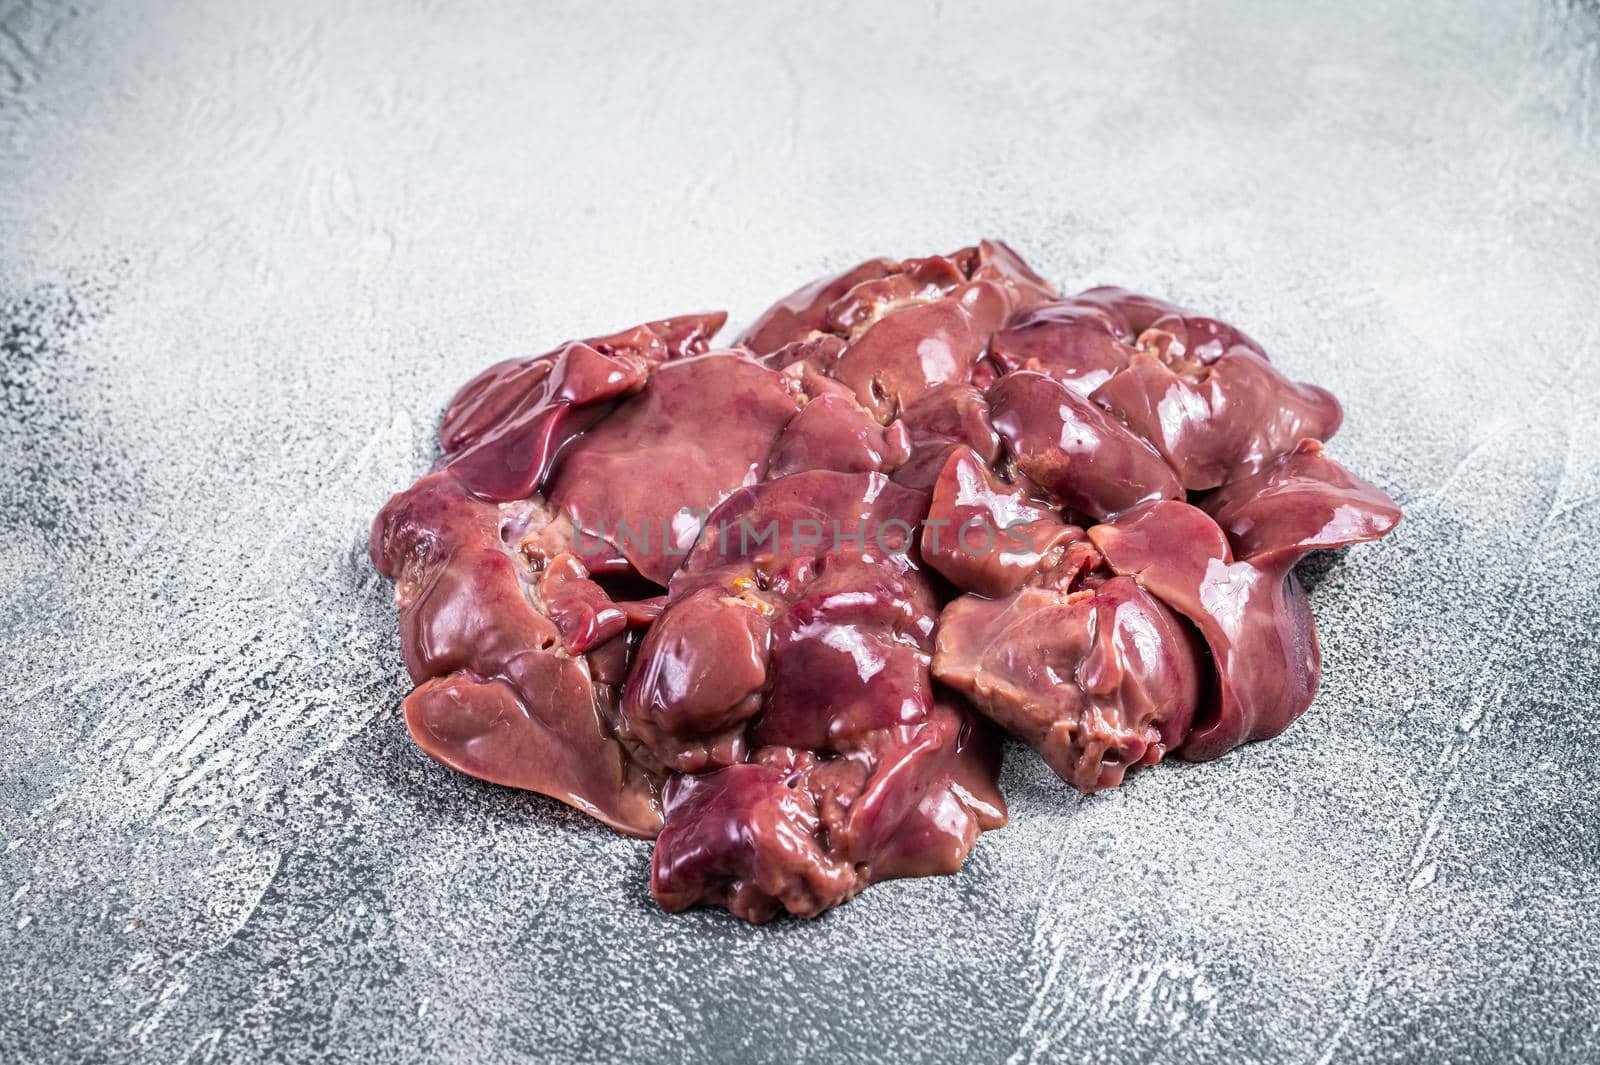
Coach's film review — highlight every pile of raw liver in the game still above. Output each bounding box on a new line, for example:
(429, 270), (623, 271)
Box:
(370, 242), (1401, 922)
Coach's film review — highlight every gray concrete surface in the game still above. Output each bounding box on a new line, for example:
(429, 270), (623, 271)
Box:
(2, 1), (1598, 1062)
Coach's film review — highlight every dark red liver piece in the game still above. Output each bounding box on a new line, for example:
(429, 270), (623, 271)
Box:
(1198, 438), (1404, 565)
(1087, 485), (1395, 762)
(934, 574), (1203, 792)
(369, 472), (663, 837)
(989, 369), (1185, 520)
(921, 446), (1082, 598)
(369, 241), (1401, 921)
(545, 352), (804, 585)
(737, 258), (895, 355)
(1089, 340), (1342, 491)
(990, 295), (1135, 397)
(636, 470), (1006, 920)
(441, 313), (726, 503)
(1087, 501), (1323, 761)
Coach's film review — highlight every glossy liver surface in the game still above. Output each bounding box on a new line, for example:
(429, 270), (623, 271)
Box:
(371, 242), (1400, 920)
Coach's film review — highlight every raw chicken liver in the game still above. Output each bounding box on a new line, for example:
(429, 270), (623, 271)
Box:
(369, 241), (1400, 920)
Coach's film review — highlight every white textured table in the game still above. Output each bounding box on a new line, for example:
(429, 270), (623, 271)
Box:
(2, 1), (1597, 1061)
